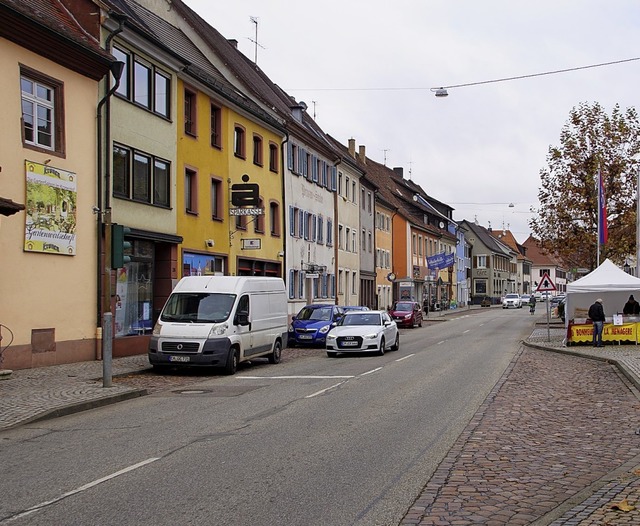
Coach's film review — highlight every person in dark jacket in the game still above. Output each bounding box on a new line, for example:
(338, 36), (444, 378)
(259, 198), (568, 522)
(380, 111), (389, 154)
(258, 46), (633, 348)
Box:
(588, 298), (605, 347)
(622, 295), (640, 315)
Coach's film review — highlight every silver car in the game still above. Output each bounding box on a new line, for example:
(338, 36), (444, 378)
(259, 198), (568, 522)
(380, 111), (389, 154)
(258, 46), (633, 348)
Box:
(326, 310), (399, 357)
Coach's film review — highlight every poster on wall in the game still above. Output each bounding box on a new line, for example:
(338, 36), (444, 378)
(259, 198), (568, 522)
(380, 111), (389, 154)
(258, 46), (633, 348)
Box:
(24, 160), (77, 255)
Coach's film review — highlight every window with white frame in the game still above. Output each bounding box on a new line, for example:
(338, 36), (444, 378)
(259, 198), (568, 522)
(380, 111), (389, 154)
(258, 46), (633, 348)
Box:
(20, 67), (64, 153)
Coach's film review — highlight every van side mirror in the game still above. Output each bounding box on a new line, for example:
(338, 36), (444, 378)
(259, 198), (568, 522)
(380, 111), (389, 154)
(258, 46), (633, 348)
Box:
(236, 312), (250, 326)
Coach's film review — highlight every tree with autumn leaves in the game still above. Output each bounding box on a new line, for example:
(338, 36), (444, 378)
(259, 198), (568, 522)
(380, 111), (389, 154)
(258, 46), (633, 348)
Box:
(530, 102), (640, 271)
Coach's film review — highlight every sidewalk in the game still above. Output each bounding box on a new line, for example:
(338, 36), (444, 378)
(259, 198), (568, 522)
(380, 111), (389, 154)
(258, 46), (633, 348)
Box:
(1, 311), (639, 525)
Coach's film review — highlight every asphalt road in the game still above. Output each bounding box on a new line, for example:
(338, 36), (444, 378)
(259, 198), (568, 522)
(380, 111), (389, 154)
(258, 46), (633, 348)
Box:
(0, 308), (533, 526)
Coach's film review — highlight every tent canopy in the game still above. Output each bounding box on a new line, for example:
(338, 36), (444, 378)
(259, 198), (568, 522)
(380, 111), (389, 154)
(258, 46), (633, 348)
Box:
(566, 258), (640, 324)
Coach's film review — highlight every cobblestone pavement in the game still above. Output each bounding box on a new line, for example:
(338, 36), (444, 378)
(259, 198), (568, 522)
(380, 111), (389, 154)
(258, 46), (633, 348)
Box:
(1, 314), (640, 525)
(401, 325), (640, 525)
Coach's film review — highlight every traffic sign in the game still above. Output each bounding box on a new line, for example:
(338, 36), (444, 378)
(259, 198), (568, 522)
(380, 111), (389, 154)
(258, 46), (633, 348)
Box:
(535, 272), (557, 292)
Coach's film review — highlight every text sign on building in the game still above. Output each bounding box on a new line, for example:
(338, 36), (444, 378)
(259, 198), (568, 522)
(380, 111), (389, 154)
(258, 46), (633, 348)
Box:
(241, 238), (261, 250)
(230, 207), (264, 216)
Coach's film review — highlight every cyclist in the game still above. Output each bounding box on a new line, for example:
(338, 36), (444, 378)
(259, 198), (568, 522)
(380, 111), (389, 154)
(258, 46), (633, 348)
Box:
(529, 294), (537, 315)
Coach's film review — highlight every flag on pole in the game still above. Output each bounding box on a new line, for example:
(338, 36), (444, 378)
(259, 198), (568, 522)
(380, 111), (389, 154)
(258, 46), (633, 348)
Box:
(598, 169), (608, 245)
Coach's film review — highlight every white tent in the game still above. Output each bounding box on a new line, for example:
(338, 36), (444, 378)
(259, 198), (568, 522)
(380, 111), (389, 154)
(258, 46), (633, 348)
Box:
(565, 258), (640, 325)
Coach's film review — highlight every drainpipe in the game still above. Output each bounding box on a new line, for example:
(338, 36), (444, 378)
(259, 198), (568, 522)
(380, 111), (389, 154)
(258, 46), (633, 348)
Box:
(333, 159), (341, 305)
(96, 15), (125, 359)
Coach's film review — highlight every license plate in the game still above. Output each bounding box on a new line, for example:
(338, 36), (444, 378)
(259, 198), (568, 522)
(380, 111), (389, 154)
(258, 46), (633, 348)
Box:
(299, 335), (312, 340)
(341, 341), (358, 346)
(169, 355), (190, 363)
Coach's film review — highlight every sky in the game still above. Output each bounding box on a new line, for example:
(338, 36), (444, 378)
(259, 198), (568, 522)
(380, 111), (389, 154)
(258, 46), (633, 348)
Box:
(183, 0), (640, 244)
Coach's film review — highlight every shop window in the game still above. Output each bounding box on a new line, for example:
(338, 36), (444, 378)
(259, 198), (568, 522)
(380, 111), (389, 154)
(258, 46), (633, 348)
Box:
(114, 240), (154, 337)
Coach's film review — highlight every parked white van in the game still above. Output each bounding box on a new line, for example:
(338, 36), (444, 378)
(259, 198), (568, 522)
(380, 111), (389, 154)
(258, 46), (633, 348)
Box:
(148, 276), (288, 374)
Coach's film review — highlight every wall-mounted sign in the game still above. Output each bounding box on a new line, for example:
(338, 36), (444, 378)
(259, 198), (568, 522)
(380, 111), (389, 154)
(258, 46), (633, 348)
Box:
(427, 252), (455, 270)
(242, 238), (261, 250)
(230, 207), (264, 216)
(231, 174), (259, 206)
(24, 160), (77, 256)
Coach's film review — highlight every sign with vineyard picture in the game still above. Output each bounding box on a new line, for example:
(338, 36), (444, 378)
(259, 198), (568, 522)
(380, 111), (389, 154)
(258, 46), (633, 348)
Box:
(24, 160), (77, 255)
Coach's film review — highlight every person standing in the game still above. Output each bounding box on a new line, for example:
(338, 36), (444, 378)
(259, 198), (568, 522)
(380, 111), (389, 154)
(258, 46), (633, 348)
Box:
(622, 294), (640, 315)
(588, 298), (605, 347)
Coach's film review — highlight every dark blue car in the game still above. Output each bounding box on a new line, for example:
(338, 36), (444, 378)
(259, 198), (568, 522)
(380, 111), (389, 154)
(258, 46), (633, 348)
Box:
(288, 304), (345, 347)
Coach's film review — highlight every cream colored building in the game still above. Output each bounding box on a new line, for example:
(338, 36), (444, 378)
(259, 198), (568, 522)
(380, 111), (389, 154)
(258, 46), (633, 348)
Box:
(0, 0), (115, 369)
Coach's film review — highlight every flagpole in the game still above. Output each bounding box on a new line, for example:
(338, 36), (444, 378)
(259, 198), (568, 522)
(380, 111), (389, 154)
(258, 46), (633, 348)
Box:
(597, 169), (601, 267)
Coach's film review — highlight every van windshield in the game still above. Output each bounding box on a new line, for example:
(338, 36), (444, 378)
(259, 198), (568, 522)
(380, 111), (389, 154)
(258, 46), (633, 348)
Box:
(161, 293), (236, 323)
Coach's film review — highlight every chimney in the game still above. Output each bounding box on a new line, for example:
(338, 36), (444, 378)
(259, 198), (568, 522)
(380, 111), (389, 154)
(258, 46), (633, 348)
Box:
(290, 101), (307, 123)
(227, 39), (238, 48)
(348, 138), (356, 158)
(393, 167), (403, 178)
(358, 145), (366, 164)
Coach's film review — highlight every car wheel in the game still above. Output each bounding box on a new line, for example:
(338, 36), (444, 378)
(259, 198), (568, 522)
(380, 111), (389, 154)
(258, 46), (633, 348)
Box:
(378, 337), (385, 356)
(268, 340), (282, 364)
(223, 347), (239, 375)
(391, 333), (399, 352)
(327, 351), (338, 358)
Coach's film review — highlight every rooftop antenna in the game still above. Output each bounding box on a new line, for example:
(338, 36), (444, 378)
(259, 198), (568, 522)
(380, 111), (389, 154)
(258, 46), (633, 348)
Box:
(382, 149), (390, 166)
(408, 160), (413, 180)
(248, 16), (265, 65)
(311, 100), (317, 120)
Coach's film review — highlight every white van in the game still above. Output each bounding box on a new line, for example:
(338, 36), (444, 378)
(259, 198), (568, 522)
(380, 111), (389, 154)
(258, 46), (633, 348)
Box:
(148, 276), (288, 374)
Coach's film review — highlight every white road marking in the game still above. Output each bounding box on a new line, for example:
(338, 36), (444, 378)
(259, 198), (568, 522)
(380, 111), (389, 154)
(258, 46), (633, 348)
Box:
(306, 381), (347, 398)
(463, 330), (470, 334)
(395, 354), (415, 362)
(437, 340), (445, 345)
(239, 375), (354, 380)
(360, 367), (382, 376)
(3, 458), (160, 523)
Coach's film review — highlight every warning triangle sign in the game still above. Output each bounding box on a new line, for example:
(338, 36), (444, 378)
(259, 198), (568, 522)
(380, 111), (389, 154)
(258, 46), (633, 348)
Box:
(535, 272), (557, 292)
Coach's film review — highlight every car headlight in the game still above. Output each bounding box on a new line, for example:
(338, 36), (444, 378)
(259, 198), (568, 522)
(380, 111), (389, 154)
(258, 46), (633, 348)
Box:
(404, 314), (411, 319)
(288, 324), (294, 332)
(326, 334), (337, 341)
(364, 333), (378, 340)
(208, 322), (228, 337)
(319, 325), (331, 334)
(152, 321), (162, 336)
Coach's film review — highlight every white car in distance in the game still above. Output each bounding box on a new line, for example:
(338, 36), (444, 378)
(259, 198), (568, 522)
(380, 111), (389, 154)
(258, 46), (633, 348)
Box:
(502, 293), (522, 309)
(326, 310), (399, 357)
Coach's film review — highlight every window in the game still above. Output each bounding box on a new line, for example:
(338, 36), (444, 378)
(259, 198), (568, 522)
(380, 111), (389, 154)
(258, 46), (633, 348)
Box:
(253, 134), (263, 165)
(345, 177), (350, 200)
(154, 71), (170, 118)
(269, 201), (280, 236)
(235, 213), (246, 230)
(327, 219), (333, 246)
(367, 191), (372, 213)
(113, 143), (170, 207)
(338, 172), (343, 195)
(361, 188), (366, 209)
(113, 45), (171, 118)
(269, 142), (278, 172)
(211, 177), (222, 219)
(184, 88), (196, 136)
(234, 125), (246, 158)
(20, 67), (64, 153)
(185, 168), (197, 213)
(210, 103), (221, 148)
(477, 255), (487, 269)
(112, 47), (130, 98)
(254, 198), (265, 233)
(352, 181), (357, 203)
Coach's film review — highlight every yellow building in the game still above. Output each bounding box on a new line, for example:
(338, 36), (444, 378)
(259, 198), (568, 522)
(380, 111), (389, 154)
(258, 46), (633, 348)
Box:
(177, 77), (286, 278)
(0, 0), (116, 369)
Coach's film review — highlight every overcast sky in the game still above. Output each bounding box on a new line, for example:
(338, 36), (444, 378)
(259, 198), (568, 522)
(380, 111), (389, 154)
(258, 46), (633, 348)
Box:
(183, 0), (640, 243)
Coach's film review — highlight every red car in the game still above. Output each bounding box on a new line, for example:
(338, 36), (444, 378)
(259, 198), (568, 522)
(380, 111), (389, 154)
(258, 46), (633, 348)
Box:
(389, 301), (423, 328)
